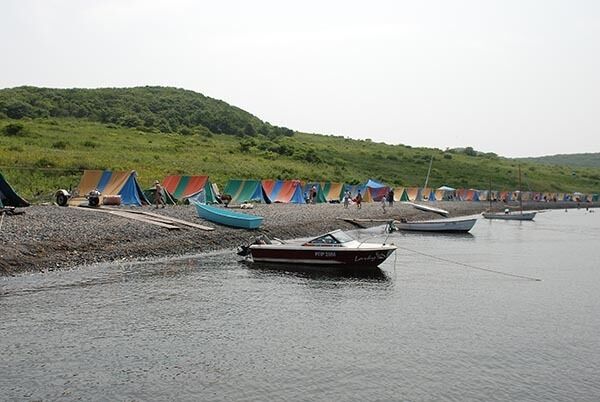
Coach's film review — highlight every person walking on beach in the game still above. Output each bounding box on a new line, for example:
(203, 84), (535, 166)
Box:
(343, 190), (351, 208)
(355, 190), (362, 209)
(381, 194), (387, 213)
(388, 189), (394, 207)
(154, 180), (165, 209)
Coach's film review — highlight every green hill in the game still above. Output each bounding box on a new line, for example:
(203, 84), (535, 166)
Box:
(1, 86), (599, 201)
(518, 153), (600, 168)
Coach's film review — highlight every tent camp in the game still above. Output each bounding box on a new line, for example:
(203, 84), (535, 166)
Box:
(73, 170), (149, 206)
(223, 179), (271, 204)
(457, 189), (480, 201)
(262, 180), (305, 203)
(161, 175), (217, 203)
(0, 172), (29, 208)
(319, 182), (344, 202)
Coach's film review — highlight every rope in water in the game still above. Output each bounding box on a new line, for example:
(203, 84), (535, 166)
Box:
(396, 244), (542, 281)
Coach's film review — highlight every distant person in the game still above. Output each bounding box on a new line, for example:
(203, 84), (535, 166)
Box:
(154, 180), (165, 209)
(343, 190), (351, 209)
(387, 189), (394, 207)
(381, 195), (387, 213)
(355, 190), (362, 209)
(311, 185), (317, 204)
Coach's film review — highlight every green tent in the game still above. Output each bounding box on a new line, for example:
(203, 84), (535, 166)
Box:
(223, 179), (271, 204)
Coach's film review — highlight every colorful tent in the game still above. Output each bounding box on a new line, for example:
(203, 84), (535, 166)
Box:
(405, 187), (420, 201)
(162, 175), (217, 203)
(435, 186), (456, 201)
(393, 187), (410, 202)
(0, 172), (29, 208)
(74, 170), (149, 206)
(223, 179), (271, 204)
(457, 188), (480, 201)
(303, 182), (328, 203)
(262, 180), (305, 203)
(318, 181), (344, 202)
(364, 179), (389, 202)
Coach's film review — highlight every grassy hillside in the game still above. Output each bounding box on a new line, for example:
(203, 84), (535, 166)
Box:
(519, 153), (600, 168)
(0, 86), (598, 202)
(2, 117), (599, 202)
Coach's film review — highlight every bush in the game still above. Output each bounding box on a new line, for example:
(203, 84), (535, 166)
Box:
(82, 140), (97, 148)
(52, 141), (67, 149)
(2, 123), (27, 136)
(443, 153), (452, 159)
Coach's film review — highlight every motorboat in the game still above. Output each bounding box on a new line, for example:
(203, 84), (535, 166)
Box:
(391, 217), (477, 233)
(192, 202), (263, 229)
(238, 229), (396, 268)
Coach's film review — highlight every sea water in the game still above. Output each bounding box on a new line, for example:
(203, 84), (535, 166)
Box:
(1, 209), (599, 401)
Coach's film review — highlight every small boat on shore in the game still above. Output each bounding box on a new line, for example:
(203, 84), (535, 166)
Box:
(238, 229), (396, 268)
(391, 217), (477, 233)
(192, 202), (263, 229)
(405, 202), (450, 217)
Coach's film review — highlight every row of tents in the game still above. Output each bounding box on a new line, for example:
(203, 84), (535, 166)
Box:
(1, 170), (599, 208)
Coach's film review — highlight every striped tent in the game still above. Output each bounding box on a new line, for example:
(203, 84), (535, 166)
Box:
(364, 179), (390, 202)
(303, 182), (328, 203)
(72, 170), (149, 206)
(162, 175), (217, 203)
(262, 180), (305, 204)
(393, 187), (410, 202)
(223, 179), (271, 204)
(405, 187), (420, 201)
(319, 181), (344, 202)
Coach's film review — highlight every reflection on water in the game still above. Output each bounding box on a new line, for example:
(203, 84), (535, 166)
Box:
(240, 260), (390, 281)
(2, 209), (600, 401)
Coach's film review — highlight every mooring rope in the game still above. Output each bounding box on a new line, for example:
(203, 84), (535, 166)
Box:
(396, 244), (542, 281)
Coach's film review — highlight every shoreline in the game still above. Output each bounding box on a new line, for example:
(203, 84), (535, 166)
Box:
(1, 201), (597, 276)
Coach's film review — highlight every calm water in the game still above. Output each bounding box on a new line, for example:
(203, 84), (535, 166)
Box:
(2, 209), (600, 401)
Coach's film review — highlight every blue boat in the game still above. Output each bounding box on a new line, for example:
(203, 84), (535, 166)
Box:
(192, 202), (263, 229)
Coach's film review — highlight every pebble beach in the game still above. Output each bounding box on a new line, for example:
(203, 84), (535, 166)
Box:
(0, 200), (594, 276)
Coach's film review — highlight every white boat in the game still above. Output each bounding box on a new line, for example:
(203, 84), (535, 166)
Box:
(238, 229), (396, 268)
(392, 217), (477, 232)
(483, 166), (536, 221)
(482, 211), (536, 221)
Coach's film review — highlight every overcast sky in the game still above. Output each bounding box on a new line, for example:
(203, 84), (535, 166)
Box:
(2, 0), (599, 157)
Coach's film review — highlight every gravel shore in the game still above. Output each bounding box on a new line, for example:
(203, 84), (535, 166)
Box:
(0, 200), (595, 276)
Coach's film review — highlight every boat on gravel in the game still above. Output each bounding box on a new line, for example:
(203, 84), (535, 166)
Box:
(192, 202), (263, 229)
(392, 217), (477, 233)
(238, 229), (396, 268)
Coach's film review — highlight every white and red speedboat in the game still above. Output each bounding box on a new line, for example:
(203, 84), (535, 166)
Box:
(238, 230), (396, 268)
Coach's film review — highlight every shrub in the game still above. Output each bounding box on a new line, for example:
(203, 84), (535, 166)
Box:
(52, 141), (67, 149)
(2, 123), (26, 136)
(82, 140), (97, 148)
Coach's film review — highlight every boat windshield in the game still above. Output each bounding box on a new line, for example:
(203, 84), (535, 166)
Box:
(331, 231), (353, 243)
(304, 231), (354, 246)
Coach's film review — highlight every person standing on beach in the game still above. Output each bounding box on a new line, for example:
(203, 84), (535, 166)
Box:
(355, 190), (362, 209)
(343, 190), (351, 208)
(381, 194), (387, 213)
(388, 189), (394, 207)
(154, 180), (165, 209)
(310, 185), (317, 204)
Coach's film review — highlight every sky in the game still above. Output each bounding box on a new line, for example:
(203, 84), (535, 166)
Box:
(1, 0), (599, 157)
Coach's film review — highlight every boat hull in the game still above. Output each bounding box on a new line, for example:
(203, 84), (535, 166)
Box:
(193, 203), (263, 229)
(395, 218), (477, 233)
(482, 211), (536, 221)
(249, 246), (396, 267)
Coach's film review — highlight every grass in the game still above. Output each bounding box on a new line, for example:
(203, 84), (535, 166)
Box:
(1, 117), (599, 202)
